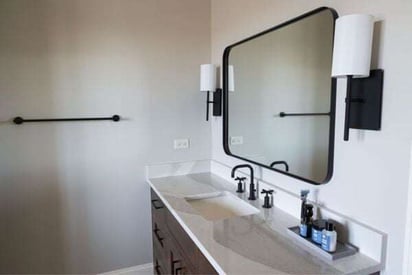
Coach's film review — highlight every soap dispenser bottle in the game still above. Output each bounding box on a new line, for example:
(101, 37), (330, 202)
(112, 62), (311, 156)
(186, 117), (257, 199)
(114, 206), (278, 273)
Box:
(321, 221), (337, 252)
(299, 204), (313, 238)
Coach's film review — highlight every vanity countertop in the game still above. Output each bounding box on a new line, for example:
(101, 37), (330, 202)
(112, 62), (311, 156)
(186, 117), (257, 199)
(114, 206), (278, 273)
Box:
(147, 172), (382, 275)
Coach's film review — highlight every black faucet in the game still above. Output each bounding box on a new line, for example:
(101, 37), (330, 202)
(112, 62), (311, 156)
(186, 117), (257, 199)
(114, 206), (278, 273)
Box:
(270, 161), (289, 172)
(231, 164), (256, 200)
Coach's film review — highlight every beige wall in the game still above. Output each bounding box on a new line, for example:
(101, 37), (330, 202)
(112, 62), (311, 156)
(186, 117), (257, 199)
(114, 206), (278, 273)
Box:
(0, 0), (211, 273)
(211, 1), (412, 274)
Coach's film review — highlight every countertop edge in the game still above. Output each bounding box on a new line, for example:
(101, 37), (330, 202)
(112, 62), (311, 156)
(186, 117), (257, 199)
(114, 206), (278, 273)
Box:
(147, 179), (226, 275)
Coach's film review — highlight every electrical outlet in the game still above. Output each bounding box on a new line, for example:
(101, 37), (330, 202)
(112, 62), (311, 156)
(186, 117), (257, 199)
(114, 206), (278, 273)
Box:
(174, 138), (190, 150)
(230, 136), (243, 145)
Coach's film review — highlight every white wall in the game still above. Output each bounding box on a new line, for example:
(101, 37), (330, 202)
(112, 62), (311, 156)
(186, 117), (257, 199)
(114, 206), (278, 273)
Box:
(0, 0), (211, 273)
(211, 1), (412, 274)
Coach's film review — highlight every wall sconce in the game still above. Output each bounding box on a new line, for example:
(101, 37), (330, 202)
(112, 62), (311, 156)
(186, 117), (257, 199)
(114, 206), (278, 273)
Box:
(331, 14), (384, 141)
(200, 64), (235, 121)
(200, 64), (220, 121)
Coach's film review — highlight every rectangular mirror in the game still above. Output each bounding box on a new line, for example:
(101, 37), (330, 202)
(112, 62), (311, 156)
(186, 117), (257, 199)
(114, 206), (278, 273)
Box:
(222, 7), (338, 185)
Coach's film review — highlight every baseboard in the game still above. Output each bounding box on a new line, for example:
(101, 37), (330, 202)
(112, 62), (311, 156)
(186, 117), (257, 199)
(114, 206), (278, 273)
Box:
(100, 263), (153, 275)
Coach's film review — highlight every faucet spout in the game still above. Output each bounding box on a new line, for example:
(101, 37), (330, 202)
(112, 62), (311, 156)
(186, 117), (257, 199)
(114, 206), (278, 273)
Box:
(230, 168), (237, 178)
(270, 160), (289, 172)
(231, 164), (256, 200)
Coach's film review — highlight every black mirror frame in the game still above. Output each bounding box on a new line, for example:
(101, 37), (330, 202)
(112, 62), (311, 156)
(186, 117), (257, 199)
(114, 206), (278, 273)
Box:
(222, 7), (338, 185)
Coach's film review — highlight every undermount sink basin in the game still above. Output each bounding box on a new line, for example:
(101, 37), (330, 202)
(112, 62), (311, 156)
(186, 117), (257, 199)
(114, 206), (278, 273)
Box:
(185, 191), (260, 221)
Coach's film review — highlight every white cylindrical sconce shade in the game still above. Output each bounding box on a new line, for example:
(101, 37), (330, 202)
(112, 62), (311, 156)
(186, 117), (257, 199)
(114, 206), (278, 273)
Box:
(331, 14), (374, 78)
(228, 65), (235, 92)
(200, 64), (217, 92)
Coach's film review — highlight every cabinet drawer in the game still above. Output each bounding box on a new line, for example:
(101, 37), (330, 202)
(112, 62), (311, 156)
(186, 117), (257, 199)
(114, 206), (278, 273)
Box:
(152, 223), (170, 274)
(151, 189), (166, 224)
(152, 221), (168, 249)
(153, 240), (169, 275)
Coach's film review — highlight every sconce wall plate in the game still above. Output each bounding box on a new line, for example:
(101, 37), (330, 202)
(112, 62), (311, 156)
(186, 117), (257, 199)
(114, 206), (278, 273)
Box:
(205, 89), (222, 121)
(212, 89), (222, 116)
(348, 69), (383, 131)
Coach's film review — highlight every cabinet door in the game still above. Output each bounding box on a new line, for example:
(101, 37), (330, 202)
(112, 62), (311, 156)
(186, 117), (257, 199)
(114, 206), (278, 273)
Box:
(151, 189), (166, 225)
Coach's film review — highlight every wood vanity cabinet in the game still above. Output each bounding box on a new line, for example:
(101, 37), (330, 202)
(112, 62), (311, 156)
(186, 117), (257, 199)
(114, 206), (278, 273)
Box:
(151, 189), (218, 275)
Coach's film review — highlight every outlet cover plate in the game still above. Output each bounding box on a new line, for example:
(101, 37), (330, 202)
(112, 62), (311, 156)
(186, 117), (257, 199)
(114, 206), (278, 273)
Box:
(174, 138), (190, 149)
(230, 136), (243, 145)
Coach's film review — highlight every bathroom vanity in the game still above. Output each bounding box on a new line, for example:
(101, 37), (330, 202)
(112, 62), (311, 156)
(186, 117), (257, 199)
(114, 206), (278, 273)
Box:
(147, 165), (383, 275)
(151, 188), (217, 274)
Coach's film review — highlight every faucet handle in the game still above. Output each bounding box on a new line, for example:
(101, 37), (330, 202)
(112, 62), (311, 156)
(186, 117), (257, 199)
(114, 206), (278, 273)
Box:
(261, 189), (274, 195)
(235, 177), (246, 193)
(261, 189), (275, 208)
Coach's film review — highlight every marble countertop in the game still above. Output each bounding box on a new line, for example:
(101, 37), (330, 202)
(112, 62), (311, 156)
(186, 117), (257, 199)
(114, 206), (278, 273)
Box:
(148, 172), (381, 275)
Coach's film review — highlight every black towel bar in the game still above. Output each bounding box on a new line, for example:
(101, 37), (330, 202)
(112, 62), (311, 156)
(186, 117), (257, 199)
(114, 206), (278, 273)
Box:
(279, 112), (330, 117)
(13, 115), (120, 125)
